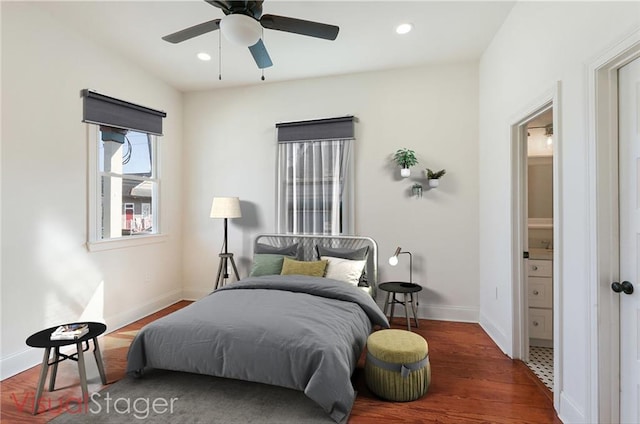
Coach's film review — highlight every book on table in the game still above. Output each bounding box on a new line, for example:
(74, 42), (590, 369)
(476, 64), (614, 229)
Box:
(50, 323), (89, 340)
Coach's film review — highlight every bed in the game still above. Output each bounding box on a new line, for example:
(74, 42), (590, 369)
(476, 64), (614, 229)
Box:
(126, 234), (389, 423)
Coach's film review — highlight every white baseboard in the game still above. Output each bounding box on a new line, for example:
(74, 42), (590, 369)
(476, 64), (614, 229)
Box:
(530, 338), (553, 348)
(181, 288), (211, 301)
(0, 289), (183, 381)
(417, 304), (479, 323)
(104, 289), (183, 333)
(0, 347), (43, 382)
(479, 312), (510, 356)
(374, 297), (479, 324)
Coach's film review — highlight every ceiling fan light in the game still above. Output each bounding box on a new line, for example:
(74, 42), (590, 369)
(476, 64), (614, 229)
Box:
(220, 14), (262, 47)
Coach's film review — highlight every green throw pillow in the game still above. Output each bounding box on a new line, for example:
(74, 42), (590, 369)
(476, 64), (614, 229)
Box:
(280, 257), (328, 277)
(250, 254), (285, 277)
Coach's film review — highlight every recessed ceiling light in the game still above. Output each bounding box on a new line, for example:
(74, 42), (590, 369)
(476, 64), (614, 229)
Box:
(197, 52), (211, 61)
(396, 23), (413, 35)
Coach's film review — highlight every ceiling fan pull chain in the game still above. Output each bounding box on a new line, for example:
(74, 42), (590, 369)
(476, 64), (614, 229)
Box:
(218, 31), (222, 81)
(261, 29), (266, 81)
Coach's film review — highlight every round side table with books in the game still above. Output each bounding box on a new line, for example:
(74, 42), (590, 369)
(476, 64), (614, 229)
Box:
(25, 322), (108, 414)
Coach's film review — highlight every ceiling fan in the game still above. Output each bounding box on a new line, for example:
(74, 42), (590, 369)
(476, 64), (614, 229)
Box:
(162, 0), (340, 69)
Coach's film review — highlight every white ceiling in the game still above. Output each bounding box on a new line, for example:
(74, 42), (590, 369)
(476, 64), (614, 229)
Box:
(34, 1), (516, 92)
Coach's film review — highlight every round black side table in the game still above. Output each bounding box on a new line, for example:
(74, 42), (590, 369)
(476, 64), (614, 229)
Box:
(378, 282), (422, 331)
(26, 322), (108, 414)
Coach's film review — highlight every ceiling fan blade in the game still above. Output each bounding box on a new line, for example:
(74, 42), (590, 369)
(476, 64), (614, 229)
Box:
(205, 1), (232, 13)
(206, 1), (263, 18)
(162, 19), (221, 44)
(260, 14), (339, 40)
(248, 39), (273, 69)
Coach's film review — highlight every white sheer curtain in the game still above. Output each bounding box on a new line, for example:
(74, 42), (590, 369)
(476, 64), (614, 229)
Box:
(277, 139), (353, 235)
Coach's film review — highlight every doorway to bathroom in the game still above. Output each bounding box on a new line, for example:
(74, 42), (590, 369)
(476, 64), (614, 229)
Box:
(523, 108), (554, 390)
(510, 89), (560, 398)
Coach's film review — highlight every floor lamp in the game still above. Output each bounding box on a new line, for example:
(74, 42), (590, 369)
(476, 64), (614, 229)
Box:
(211, 197), (241, 289)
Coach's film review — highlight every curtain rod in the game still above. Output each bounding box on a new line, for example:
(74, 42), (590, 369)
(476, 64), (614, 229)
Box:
(276, 115), (355, 128)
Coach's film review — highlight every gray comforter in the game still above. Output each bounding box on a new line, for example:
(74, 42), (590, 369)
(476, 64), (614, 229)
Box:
(126, 275), (389, 423)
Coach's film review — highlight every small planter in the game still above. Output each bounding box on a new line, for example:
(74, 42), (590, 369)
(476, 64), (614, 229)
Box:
(393, 149), (418, 178)
(425, 168), (446, 188)
(412, 183), (423, 198)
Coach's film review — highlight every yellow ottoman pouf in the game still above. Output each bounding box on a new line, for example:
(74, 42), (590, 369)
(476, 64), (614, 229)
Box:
(365, 329), (431, 401)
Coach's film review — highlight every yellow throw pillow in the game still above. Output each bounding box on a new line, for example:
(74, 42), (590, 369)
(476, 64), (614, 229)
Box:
(280, 257), (328, 277)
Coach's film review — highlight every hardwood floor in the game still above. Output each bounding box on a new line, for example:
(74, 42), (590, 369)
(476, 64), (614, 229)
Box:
(1, 301), (561, 423)
(351, 320), (561, 423)
(0, 301), (190, 424)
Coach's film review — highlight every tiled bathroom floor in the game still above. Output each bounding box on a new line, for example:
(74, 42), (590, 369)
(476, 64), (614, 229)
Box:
(526, 346), (553, 391)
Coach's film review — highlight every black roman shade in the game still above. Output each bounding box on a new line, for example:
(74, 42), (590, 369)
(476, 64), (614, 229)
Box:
(276, 116), (355, 143)
(82, 89), (167, 136)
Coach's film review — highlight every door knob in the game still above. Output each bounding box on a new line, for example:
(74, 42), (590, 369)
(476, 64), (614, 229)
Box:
(611, 281), (634, 295)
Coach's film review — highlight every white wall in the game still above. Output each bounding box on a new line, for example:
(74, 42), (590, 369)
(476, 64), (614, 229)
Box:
(182, 64), (480, 322)
(0, 2), (184, 379)
(478, 2), (640, 422)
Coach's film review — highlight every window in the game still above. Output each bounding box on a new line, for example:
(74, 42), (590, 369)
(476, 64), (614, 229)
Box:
(82, 90), (166, 250)
(276, 116), (355, 235)
(97, 128), (158, 239)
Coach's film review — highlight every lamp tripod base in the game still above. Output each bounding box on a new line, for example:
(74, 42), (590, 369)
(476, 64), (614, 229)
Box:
(214, 253), (240, 290)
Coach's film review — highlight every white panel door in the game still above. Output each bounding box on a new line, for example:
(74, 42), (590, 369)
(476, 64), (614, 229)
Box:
(619, 56), (640, 423)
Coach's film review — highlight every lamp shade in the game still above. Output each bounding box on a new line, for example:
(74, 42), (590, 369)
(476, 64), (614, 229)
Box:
(220, 14), (262, 47)
(210, 197), (242, 219)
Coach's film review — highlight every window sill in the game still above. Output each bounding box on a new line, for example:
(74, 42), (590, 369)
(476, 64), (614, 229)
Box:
(86, 234), (168, 252)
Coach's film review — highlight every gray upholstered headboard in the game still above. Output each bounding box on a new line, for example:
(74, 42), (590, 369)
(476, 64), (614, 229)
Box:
(254, 234), (378, 297)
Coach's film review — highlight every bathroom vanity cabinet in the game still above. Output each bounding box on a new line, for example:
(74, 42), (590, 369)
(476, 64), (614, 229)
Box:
(528, 258), (553, 346)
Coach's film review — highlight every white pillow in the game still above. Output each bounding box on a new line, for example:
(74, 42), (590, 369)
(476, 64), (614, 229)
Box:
(321, 256), (366, 286)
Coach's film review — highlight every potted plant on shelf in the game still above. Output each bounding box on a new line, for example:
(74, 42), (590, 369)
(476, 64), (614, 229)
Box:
(393, 148), (418, 177)
(425, 168), (446, 188)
